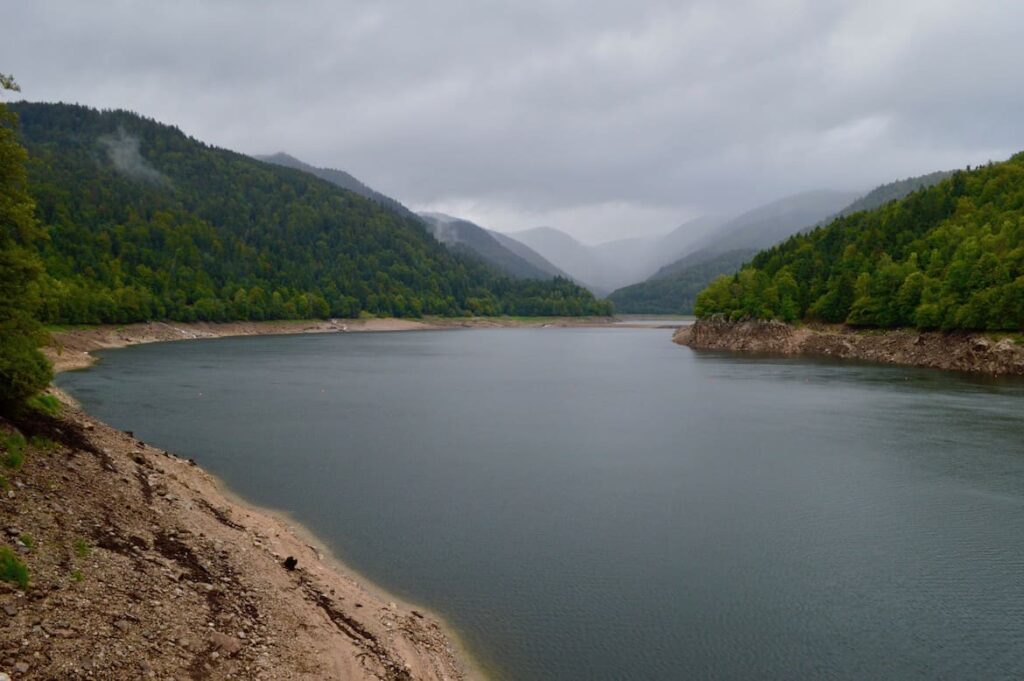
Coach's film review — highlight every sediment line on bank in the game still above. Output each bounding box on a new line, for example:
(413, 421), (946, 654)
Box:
(674, 318), (1024, 376)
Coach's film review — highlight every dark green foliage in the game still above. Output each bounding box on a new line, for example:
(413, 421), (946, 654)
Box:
(11, 102), (610, 324)
(607, 249), (757, 314)
(695, 156), (1024, 330)
(821, 171), (954, 224)
(0, 546), (29, 589)
(0, 84), (52, 412)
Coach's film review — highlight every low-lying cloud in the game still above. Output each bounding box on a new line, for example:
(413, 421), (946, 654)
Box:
(5, 1), (1024, 242)
(99, 128), (168, 185)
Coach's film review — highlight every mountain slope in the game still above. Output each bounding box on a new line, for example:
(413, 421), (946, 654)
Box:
(487, 230), (573, 279)
(695, 155), (1024, 330)
(506, 227), (616, 295)
(822, 170), (953, 224)
(418, 213), (567, 281)
(607, 191), (857, 313)
(683, 190), (861, 258)
(607, 249), (758, 314)
(13, 102), (611, 322)
(256, 152), (411, 217)
(259, 155), (561, 282)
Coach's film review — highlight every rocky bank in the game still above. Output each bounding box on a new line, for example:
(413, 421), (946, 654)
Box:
(0, 320), (495, 680)
(675, 318), (1024, 376)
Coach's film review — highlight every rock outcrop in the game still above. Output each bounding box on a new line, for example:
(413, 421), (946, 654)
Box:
(675, 318), (1024, 376)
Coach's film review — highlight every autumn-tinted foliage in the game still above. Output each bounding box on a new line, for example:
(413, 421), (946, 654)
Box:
(11, 102), (610, 324)
(695, 155), (1024, 330)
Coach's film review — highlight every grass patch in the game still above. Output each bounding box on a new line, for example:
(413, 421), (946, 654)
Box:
(73, 538), (91, 558)
(0, 546), (29, 589)
(19, 534), (33, 550)
(70, 569), (84, 582)
(1, 431), (27, 469)
(26, 393), (61, 417)
(29, 435), (58, 452)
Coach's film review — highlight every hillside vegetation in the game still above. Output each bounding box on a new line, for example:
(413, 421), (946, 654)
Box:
(0, 80), (51, 409)
(606, 249), (757, 314)
(12, 103), (610, 324)
(695, 155), (1024, 330)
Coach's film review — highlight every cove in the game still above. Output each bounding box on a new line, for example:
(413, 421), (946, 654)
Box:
(57, 327), (1024, 680)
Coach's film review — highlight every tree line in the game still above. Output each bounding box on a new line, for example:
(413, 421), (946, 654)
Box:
(0, 97), (611, 410)
(695, 155), (1024, 331)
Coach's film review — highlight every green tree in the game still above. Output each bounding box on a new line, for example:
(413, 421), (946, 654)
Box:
(0, 74), (51, 411)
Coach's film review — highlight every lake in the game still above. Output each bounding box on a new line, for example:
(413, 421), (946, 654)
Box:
(57, 328), (1024, 680)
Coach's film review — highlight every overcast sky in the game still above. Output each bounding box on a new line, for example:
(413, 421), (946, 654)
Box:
(4, 0), (1023, 243)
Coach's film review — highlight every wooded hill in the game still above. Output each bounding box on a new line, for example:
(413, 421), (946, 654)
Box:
(609, 172), (955, 315)
(11, 102), (610, 323)
(695, 155), (1024, 330)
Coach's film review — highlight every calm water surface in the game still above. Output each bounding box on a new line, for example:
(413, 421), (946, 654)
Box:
(57, 328), (1024, 680)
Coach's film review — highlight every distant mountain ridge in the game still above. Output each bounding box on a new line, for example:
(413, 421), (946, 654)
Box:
(504, 216), (728, 295)
(609, 172), (957, 314)
(694, 155), (1024, 330)
(256, 152), (412, 216)
(418, 213), (571, 281)
(13, 102), (611, 322)
(258, 153), (573, 283)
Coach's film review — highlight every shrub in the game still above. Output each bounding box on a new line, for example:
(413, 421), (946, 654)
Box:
(26, 394), (61, 417)
(0, 546), (29, 589)
(1, 431), (26, 469)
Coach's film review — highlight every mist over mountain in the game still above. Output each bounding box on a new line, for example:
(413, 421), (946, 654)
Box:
(503, 215), (726, 295)
(506, 227), (615, 295)
(606, 190), (865, 314)
(818, 171), (954, 225)
(681, 190), (861, 259)
(609, 172), (961, 314)
(418, 213), (570, 281)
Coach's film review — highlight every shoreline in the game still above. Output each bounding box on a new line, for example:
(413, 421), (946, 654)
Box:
(674, 318), (1024, 376)
(2, 317), (521, 679)
(43, 316), (623, 373)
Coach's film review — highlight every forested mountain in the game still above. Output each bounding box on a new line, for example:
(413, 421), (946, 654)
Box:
(610, 175), (955, 315)
(256, 152), (411, 217)
(820, 170), (953, 225)
(695, 154), (1024, 330)
(259, 155), (563, 282)
(418, 213), (569, 281)
(607, 249), (757, 314)
(11, 102), (611, 323)
(606, 191), (856, 313)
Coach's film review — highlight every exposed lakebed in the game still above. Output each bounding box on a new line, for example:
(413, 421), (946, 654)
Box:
(58, 328), (1024, 680)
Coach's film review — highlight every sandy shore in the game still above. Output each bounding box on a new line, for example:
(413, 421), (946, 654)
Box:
(0, 319), (519, 679)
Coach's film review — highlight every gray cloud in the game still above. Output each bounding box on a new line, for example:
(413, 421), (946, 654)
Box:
(3, 0), (1023, 243)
